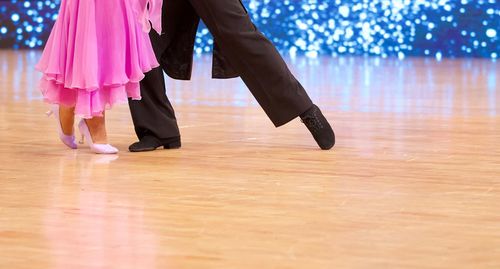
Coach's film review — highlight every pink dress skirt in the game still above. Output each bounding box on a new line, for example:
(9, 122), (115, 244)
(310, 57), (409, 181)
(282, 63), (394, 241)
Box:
(36, 0), (161, 118)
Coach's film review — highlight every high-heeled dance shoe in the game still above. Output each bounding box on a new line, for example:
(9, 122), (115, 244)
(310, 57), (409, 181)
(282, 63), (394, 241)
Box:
(78, 119), (118, 154)
(46, 105), (78, 149)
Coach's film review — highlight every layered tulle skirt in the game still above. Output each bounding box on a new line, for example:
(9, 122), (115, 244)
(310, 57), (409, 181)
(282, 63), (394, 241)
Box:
(36, 0), (159, 118)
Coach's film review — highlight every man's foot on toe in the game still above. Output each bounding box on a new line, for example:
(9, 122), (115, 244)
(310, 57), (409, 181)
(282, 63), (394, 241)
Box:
(300, 104), (335, 150)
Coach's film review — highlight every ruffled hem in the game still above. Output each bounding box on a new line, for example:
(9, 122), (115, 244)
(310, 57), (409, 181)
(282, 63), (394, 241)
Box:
(40, 75), (144, 119)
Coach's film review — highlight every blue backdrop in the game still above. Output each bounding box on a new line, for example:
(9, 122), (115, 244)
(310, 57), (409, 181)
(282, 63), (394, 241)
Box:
(0, 0), (498, 59)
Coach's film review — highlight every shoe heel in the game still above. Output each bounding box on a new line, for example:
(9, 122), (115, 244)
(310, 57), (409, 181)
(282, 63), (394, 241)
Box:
(79, 134), (85, 145)
(164, 140), (181, 149)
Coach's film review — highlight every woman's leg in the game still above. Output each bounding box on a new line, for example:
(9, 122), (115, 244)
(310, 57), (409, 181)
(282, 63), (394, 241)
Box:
(53, 104), (78, 149)
(84, 113), (108, 144)
(78, 112), (118, 154)
(59, 105), (75, 135)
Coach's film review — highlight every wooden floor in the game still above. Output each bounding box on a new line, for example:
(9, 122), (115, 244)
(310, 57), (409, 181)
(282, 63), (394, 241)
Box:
(0, 50), (499, 269)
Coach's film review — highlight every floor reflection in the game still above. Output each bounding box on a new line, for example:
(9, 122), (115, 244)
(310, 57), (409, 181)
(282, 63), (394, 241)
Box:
(42, 153), (158, 268)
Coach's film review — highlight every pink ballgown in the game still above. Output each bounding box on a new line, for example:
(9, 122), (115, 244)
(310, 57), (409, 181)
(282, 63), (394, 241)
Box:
(36, 0), (163, 119)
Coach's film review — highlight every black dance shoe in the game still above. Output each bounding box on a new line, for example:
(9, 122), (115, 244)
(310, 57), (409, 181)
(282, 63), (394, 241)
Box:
(129, 135), (181, 152)
(300, 104), (335, 150)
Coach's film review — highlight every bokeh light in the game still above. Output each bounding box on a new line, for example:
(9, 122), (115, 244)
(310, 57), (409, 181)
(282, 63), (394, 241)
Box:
(0, 0), (498, 59)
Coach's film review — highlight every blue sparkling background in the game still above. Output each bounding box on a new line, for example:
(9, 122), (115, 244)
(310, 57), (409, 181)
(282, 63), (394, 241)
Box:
(0, 0), (498, 59)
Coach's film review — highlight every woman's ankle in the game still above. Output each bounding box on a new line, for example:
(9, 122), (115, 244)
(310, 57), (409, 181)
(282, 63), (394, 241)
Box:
(59, 105), (75, 135)
(84, 117), (108, 144)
